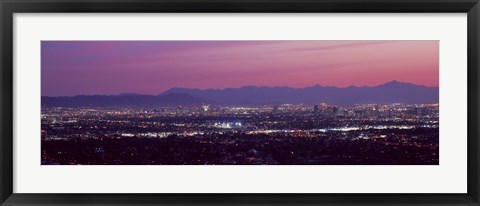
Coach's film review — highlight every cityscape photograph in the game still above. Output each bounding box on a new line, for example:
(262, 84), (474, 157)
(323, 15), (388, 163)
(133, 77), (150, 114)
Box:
(41, 40), (439, 165)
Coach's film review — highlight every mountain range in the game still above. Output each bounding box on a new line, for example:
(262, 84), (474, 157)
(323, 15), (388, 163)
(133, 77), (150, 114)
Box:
(41, 81), (439, 107)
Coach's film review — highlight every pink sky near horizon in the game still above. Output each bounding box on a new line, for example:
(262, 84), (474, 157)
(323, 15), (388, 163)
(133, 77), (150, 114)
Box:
(41, 40), (439, 96)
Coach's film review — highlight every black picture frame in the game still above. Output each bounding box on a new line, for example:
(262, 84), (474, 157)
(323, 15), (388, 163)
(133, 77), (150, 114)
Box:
(1, 0), (479, 205)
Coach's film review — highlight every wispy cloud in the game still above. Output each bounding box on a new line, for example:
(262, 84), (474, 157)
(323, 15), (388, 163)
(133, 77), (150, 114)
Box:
(287, 41), (393, 52)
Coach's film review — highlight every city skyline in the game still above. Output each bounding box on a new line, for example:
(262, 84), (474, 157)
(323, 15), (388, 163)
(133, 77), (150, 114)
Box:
(42, 103), (440, 165)
(42, 41), (439, 97)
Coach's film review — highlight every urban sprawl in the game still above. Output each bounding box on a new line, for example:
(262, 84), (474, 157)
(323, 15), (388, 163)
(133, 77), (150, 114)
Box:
(41, 103), (439, 165)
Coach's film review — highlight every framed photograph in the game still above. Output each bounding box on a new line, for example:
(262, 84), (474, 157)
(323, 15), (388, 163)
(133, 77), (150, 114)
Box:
(1, 0), (479, 205)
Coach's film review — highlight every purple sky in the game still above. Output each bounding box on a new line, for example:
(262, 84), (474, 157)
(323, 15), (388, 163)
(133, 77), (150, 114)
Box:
(41, 40), (439, 96)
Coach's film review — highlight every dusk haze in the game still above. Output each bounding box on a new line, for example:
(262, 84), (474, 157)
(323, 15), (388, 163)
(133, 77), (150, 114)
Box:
(41, 41), (439, 96)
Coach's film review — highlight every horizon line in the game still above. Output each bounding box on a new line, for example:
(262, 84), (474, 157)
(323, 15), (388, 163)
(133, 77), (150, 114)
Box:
(42, 80), (439, 97)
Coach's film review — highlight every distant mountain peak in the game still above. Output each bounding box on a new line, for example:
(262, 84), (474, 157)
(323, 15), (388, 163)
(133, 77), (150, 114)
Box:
(43, 81), (438, 107)
(382, 80), (408, 85)
(153, 81), (438, 105)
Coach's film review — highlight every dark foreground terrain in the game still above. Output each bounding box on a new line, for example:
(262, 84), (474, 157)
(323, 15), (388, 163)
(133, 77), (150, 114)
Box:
(42, 129), (438, 165)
